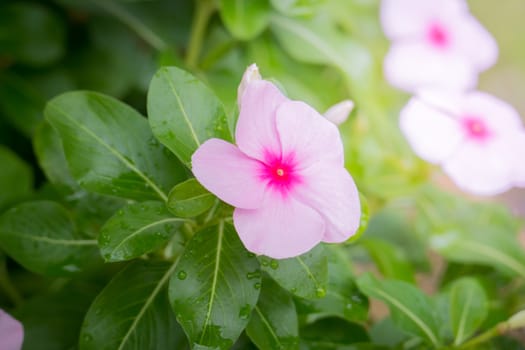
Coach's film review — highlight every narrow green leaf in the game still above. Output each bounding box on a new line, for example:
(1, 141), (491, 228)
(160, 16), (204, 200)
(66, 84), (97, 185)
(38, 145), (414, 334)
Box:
(218, 0), (270, 40)
(449, 278), (488, 345)
(295, 246), (368, 323)
(431, 231), (525, 279)
(169, 222), (261, 349)
(0, 201), (100, 276)
(299, 317), (369, 349)
(45, 91), (186, 201)
(0, 146), (33, 211)
(259, 244), (328, 300)
(167, 178), (216, 218)
(357, 273), (440, 347)
(98, 201), (185, 262)
(361, 238), (415, 283)
(246, 275), (299, 350)
(80, 260), (186, 350)
(147, 66), (232, 166)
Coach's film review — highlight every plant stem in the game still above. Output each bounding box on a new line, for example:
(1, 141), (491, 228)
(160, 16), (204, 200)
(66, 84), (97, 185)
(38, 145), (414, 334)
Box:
(460, 322), (510, 349)
(185, 0), (216, 69)
(0, 259), (23, 306)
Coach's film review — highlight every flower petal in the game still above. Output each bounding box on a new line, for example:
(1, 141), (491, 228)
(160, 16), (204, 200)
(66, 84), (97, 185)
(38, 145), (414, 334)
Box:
(324, 100), (354, 126)
(293, 162), (360, 243)
(513, 132), (525, 187)
(233, 194), (324, 259)
(0, 309), (23, 350)
(449, 14), (498, 71)
(400, 96), (464, 164)
(384, 42), (477, 92)
(443, 137), (517, 196)
(275, 100), (344, 168)
(191, 138), (266, 209)
(236, 80), (287, 161)
(381, 0), (467, 40)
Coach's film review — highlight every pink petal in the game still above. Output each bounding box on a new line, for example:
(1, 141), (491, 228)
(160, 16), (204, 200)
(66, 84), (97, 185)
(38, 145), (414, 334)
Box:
(191, 138), (266, 209)
(443, 137), (516, 195)
(235, 80), (288, 161)
(323, 100), (354, 126)
(400, 96), (464, 164)
(449, 14), (498, 71)
(513, 132), (525, 187)
(384, 42), (477, 92)
(237, 64), (262, 108)
(233, 194), (324, 259)
(293, 162), (361, 243)
(0, 309), (23, 350)
(275, 100), (344, 168)
(381, 0), (467, 40)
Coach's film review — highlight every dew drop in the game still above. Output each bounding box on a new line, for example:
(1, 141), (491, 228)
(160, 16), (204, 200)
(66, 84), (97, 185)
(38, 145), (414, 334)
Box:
(315, 287), (326, 298)
(270, 260), (279, 269)
(247, 252), (256, 258)
(177, 271), (187, 280)
(238, 305), (251, 319)
(83, 334), (93, 342)
(95, 308), (102, 315)
(291, 287), (297, 293)
(246, 270), (261, 280)
(260, 259), (269, 267)
(254, 282), (262, 290)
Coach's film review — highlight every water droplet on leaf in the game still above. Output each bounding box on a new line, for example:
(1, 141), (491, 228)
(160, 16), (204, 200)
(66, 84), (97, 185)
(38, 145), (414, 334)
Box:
(177, 271), (187, 280)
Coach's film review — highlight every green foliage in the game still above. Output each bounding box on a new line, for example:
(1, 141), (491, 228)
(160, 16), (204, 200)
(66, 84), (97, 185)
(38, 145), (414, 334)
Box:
(0, 146), (32, 211)
(219, 0), (270, 40)
(167, 178), (216, 218)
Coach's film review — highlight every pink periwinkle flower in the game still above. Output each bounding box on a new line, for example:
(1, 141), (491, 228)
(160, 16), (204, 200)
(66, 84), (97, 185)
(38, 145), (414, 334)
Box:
(192, 65), (361, 259)
(400, 90), (525, 196)
(0, 309), (23, 350)
(381, 0), (498, 92)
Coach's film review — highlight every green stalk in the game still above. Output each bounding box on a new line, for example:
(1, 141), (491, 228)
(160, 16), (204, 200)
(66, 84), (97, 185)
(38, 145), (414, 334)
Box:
(185, 0), (216, 69)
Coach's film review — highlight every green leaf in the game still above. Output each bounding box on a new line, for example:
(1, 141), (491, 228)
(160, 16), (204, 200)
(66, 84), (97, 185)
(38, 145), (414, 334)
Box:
(0, 146), (32, 211)
(360, 238), (415, 283)
(431, 231), (525, 279)
(449, 277), (488, 345)
(246, 275), (299, 350)
(299, 317), (369, 349)
(167, 178), (216, 218)
(169, 222), (261, 349)
(80, 260), (187, 350)
(147, 66), (232, 166)
(45, 91), (186, 201)
(357, 273), (441, 347)
(0, 3), (65, 66)
(218, 0), (270, 40)
(295, 246), (368, 323)
(13, 281), (100, 350)
(0, 201), (100, 276)
(259, 244), (328, 300)
(98, 201), (185, 262)
(33, 121), (78, 192)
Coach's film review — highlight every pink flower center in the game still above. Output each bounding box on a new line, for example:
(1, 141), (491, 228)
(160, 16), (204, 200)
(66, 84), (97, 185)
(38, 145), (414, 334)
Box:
(462, 116), (491, 142)
(427, 22), (450, 49)
(261, 154), (300, 195)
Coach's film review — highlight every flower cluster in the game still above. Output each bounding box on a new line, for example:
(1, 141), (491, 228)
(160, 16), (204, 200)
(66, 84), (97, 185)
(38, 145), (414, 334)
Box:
(192, 65), (361, 259)
(382, 0), (525, 195)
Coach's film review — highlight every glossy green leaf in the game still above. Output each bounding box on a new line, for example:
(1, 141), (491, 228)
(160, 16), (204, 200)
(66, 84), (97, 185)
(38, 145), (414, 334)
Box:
(219, 0), (270, 40)
(0, 146), (32, 211)
(448, 277), (488, 345)
(360, 238), (415, 283)
(357, 273), (441, 347)
(0, 201), (100, 276)
(147, 66), (232, 166)
(45, 91), (186, 201)
(167, 178), (216, 218)
(0, 3), (65, 66)
(33, 121), (78, 192)
(259, 244), (328, 300)
(431, 231), (525, 279)
(246, 275), (299, 350)
(295, 246), (368, 323)
(299, 317), (369, 349)
(169, 222), (261, 349)
(99, 201), (184, 262)
(80, 260), (187, 350)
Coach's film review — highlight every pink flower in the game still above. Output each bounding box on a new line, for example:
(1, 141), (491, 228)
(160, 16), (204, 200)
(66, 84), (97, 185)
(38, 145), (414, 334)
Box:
(192, 65), (361, 259)
(381, 0), (498, 92)
(400, 90), (525, 195)
(0, 309), (23, 350)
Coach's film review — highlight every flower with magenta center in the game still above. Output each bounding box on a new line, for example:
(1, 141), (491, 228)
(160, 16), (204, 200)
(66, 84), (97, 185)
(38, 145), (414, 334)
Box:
(192, 64), (361, 259)
(381, 0), (498, 92)
(0, 309), (24, 350)
(400, 90), (525, 195)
